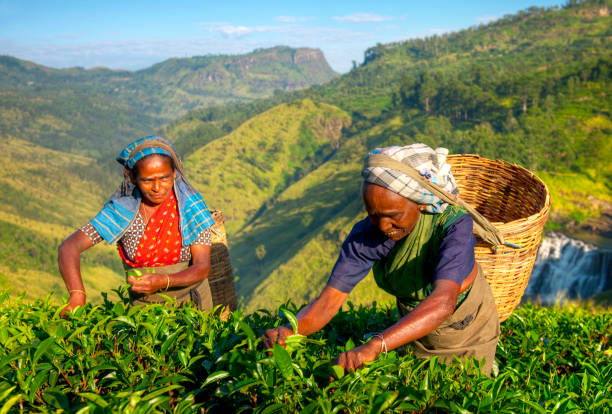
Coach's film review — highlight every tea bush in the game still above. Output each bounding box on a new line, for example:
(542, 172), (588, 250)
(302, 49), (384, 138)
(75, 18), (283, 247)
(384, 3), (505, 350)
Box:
(0, 288), (609, 413)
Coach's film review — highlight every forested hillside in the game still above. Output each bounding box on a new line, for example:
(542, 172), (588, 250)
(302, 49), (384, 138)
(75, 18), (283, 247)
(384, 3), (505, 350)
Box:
(1, 1), (610, 310)
(0, 47), (337, 156)
(158, 1), (612, 310)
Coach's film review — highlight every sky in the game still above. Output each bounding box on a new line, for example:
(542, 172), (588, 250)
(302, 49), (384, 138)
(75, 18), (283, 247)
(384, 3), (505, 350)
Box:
(0, 0), (564, 74)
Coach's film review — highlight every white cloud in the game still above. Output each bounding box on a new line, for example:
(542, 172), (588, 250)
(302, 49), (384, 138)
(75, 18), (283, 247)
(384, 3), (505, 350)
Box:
(333, 13), (393, 23)
(275, 16), (296, 23)
(218, 25), (254, 37)
(198, 21), (372, 45)
(200, 22), (278, 38)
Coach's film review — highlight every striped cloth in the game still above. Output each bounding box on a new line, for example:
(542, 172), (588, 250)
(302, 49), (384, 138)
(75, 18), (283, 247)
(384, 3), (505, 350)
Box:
(116, 137), (173, 169)
(91, 136), (214, 246)
(362, 144), (459, 213)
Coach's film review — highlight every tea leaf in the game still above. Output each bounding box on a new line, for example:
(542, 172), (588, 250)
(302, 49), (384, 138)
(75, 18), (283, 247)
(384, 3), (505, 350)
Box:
(32, 336), (55, 364)
(330, 364), (345, 380)
(280, 308), (299, 333)
(0, 394), (23, 414)
(79, 392), (109, 407)
(160, 327), (183, 355)
(273, 344), (293, 379)
(203, 371), (229, 387)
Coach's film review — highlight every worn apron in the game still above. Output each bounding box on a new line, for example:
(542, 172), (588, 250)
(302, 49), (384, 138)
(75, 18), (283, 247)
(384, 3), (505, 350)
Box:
(124, 261), (213, 310)
(398, 264), (500, 374)
(372, 207), (500, 374)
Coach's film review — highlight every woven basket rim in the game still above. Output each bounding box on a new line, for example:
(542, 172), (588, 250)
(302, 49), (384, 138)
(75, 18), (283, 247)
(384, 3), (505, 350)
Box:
(448, 154), (551, 226)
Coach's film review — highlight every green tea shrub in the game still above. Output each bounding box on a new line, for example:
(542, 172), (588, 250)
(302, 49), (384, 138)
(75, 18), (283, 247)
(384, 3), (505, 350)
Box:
(0, 289), (609, 413)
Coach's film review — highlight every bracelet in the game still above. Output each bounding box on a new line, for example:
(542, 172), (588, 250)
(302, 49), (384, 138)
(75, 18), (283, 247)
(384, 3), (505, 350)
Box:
(69, 289), (86, 295)
(165, 275), (171, 291)
(371, 333), (388, 358)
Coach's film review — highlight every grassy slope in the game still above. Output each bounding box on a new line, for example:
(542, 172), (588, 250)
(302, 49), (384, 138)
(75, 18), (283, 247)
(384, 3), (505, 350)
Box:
(1, 2), (611, 310)
(233, 117), (409, 311)
(0, 137), (123, 302)
(184, 99), (350, 235)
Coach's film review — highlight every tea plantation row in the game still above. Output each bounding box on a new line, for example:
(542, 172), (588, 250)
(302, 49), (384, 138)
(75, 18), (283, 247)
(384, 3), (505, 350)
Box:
(0, 288), (609, 413)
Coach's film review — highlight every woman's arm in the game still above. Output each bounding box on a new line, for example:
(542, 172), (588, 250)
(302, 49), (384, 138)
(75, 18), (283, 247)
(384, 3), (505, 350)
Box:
(58, 230), (94, 316)
(263, 285), (349, 347)
(127, 244), (211, 294)
(335, 263), (477, 371)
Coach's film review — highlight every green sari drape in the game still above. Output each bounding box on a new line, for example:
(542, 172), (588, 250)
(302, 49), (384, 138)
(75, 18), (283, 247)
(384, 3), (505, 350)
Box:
(371, 205), (500, 374)
(372, 205), (467, 311)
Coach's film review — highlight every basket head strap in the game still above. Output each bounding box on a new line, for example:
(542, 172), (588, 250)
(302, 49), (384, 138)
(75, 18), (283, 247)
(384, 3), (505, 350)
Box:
(366, 153), (505, 247)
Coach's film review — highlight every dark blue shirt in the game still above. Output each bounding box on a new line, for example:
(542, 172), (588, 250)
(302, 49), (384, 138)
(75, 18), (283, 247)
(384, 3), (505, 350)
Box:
(327, 215), (476, 293)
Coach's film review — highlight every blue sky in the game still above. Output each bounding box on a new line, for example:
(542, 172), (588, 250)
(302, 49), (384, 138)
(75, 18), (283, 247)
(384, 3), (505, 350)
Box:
(0, 0), (563, 73)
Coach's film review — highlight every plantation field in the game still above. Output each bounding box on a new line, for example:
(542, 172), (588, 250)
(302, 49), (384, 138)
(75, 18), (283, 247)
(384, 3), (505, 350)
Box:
(1, 290), (610, 413)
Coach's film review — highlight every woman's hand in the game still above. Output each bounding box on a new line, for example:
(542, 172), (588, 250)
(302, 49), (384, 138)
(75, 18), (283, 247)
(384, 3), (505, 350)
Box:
(262, 285), (348, 350)
(335, 338), (382, 372)
(60, 291), (86, 318)
(262, 325), (294, 349)
(128, 273), (168, 295)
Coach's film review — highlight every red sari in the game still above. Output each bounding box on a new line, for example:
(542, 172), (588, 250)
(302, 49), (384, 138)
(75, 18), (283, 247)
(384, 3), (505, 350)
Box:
(119, 190), (182, 267)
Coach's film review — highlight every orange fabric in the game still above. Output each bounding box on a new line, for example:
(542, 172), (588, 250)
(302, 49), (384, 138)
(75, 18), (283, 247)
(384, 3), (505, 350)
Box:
(119, 191), (182, 267)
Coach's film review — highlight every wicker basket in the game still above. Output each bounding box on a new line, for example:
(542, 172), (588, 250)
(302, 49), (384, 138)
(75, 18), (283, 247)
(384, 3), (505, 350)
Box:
(208, 211), (237, 320)
(447, 154), (551, 322)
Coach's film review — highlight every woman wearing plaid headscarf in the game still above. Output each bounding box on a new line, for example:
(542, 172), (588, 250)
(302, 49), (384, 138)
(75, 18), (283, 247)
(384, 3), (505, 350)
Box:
(58, 136), (216, 315)
(265, 143), (500, 375)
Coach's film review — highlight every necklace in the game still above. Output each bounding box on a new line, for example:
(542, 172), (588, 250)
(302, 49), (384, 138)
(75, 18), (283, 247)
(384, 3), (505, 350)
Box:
(139, 204), (152, 223)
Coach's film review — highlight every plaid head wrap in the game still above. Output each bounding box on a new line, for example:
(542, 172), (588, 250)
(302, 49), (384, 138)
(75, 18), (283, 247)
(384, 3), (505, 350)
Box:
(362, 144), (459, 213)
(90, 136), (214, 246)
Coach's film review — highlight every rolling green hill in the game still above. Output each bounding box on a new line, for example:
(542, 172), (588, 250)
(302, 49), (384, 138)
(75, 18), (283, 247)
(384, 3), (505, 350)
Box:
(1, 0), (611, 311)
(184, 0), (611, 310)
(0, 46), (337, 157)
(0, 137), (123, 300)
(184, 99), (350, 235)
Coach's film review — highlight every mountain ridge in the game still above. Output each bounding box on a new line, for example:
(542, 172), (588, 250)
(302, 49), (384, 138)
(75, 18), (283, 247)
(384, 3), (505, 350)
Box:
(1, 1), (610, 309)
(0, 46), (338, 157)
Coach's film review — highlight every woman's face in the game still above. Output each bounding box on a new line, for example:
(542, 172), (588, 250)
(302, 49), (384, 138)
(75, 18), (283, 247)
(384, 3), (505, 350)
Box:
(362, 183), (422, 241)
(132, 155), (175, 206)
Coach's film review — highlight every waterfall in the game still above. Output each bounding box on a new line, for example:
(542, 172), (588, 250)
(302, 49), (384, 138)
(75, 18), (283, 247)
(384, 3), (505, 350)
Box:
(524, 232), (612, 304)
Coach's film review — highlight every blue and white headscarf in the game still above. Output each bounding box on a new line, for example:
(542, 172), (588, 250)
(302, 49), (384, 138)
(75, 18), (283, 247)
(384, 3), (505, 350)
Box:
(116, 136), (174, 170)
(91, 136), (214, 245)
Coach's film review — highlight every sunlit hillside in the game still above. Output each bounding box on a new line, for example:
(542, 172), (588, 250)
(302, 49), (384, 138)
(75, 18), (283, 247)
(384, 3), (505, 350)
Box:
(0, 46), (337, 157)
(207, 1), (612, 310)
(0, 0), (610, 310)
(185, 99), (351, 235)
(0, 137), (123, 301)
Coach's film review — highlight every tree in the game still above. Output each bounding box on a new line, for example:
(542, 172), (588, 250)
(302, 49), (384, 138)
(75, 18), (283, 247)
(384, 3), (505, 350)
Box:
(418, 73), (437, 114)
